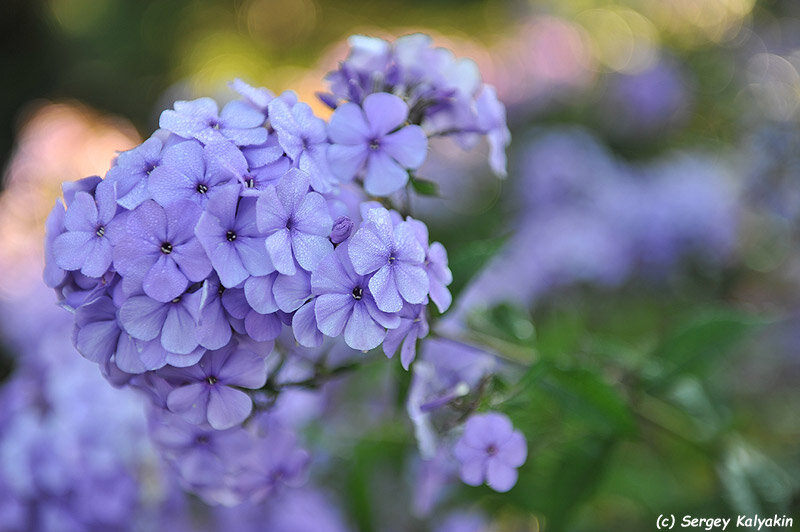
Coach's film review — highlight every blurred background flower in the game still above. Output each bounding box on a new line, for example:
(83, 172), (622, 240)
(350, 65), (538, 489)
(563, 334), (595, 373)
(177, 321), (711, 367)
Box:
(1, 0), (799, 530)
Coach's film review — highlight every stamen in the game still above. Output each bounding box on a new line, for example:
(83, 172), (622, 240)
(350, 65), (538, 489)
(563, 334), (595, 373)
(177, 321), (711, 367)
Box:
(226, 230), (237, 242)
(369, 139), (380, 151)
(206, 376), (218, 385)
(352, 286), (363, 300)
(95, 225), (105, 237)
(196, 183), (209, 194)
(161, 242), (173, 254)
(171, 296), (181, 304)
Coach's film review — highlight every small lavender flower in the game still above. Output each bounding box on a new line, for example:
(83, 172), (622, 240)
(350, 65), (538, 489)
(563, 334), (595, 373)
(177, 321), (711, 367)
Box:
(44, 199), (68, 289)
(104, 135), (164, 209)
(195, 185), (274, 288)
(118, 290), (205, 365)
(112, 199), (211, 302)
(148, 140), (244, 207)
(52, 180), (116, 278)
(407, 216), (453, 312)
(311, 242), (400, 351)
(453, 412), (527, 492)
(239, 138), (291, 194)
(383, 303), (428, 370)
(165, 343), (268, 430)
(267, 95), (336, 192)
(328, 92), (428, 195)
(197, 275), (236, 350)
(234, 426), (311, 502)
(348, 206), (429, 313)
(159, 97), (268, 146)
(256, 168), (333, 275)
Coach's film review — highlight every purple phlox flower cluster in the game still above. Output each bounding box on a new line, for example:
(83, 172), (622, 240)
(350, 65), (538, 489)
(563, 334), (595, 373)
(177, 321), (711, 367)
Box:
(0, 288), (185, 532)
(42, 35), (508, 507)
(321, 33), (511, 178)
(447, 128), (740, 327)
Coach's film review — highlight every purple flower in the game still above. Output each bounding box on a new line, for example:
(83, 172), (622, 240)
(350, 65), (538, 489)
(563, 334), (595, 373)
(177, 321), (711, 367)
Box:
(267, 95), (336, 192)
(229, 78), (274, 116)
(197, 275), (237, 350)
(147, 140), (244, 208)
(52, 180), (116, 278)
(383, 303), (428, 370)
(311, 242), (400, 351)
(474, 85), (510, 177)
(104, 136), (164, 209)
(111, 199), (211, 302)
(239, 138), (291, 194)
(348, 206), (429, 313)
(220, 285), (283, 343)
(328, 92), (427, 195)
(165, 343), (267, 430)
(453, 412), (527, 492)
(256, 168), (333, 275)
(118, 291), (205, 365)
(234, 426), (310, 502)
(44, 199), (68, 289)
(407, 217), (453, 312)
(74, 295), (167, 373)
(159, 97), (267, 146)
(195, 185), (274, 288)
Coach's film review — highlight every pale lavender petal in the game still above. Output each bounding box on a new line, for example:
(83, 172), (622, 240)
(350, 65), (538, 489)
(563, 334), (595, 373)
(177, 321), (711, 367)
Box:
(244, 311), (282, 342)
(344, 301), (385, 351)
(369, 265), (403, 313)
(161, 305), (200, 354)
(314, 293), (353, 337)
(273, 271), (311, 312)
(292, 301), (323, 347)
(291, 232), (333, 272)
(217, 350), (267, 388)
(363, 92), (408, 137)
(382, 125), (428, 168)
(244, 274), (279, 314)
(143, 255), (188, 302)
(119, 296), (168, 340)
(265, 229), (296, 275)
(348, 227), (389, 275)
(364, 150), (409, 196)
(256, 186), (289, 232)
(485, 460), (518, 492)
(53, 232), (93, 271)
(64, 191), (97, 232)
(292, 191), (332, 235)
(394, 262), (429, 304)
(327, 144), (368, 182)
(207, 387), (253, 430)
(167, 383), (209, 423)
(328, 102), (370, 144)
(499, 432), (527, 468)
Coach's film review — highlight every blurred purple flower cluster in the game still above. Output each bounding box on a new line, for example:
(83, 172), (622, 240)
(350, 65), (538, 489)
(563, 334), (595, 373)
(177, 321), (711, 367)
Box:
(40, 34), (527, 506)
(450, 128), (739, 320)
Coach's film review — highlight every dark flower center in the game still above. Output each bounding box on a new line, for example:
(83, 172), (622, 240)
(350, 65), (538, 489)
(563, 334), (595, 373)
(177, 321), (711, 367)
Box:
(196, 183), (209, 194)
(245, 176), (255, 188)
(209, 119), (221, 130)
(486, 444), (498, 456)
(217, 285), (225, 296)
(145, 164), (157, 175)
(352, 286), (363, 300)
(95, 225), (105, 237)
(161, 242), (173, 254)
(285, 217), (294, 230)
(195, 435), (210, 445)
(226, 230), (237, 242)
(388, 255), (396, 264)
(171, 296), (181, 304)
(206, 376), (218, 385)
(369, 139), (380, 151)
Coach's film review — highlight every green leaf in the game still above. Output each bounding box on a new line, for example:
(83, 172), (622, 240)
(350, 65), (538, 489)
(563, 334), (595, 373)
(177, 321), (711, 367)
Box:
(409, 176), (439, 196)
(647, 310), (765, 392)
(541, 437), (616, 530)
(546, 367), (637, 436)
